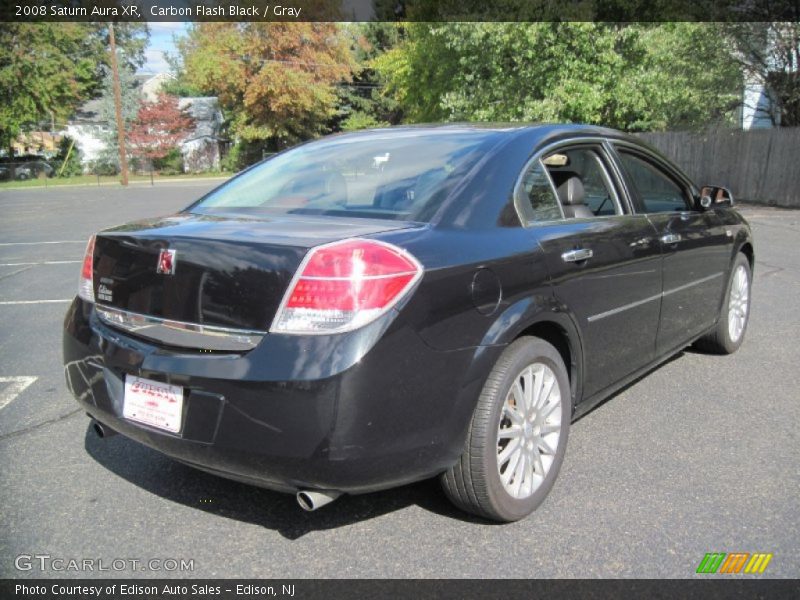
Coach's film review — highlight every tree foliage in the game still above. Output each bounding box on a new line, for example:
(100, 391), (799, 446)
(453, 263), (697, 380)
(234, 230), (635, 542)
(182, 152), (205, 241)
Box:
(176, 23), (356, 147)
(0, 23), (148, 153)
(333, 23), (402, 131)
(374, 23), (742, 131)
(129, 93), (195, 161)
(95, 56), (141, 171)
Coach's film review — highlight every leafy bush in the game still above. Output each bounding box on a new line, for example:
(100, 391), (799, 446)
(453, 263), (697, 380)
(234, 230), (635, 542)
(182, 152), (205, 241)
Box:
(153, 148), (184, 175)
(88, 159), (119, 176)
(53, 136), (83, 178)
(219, 142), (241, 172)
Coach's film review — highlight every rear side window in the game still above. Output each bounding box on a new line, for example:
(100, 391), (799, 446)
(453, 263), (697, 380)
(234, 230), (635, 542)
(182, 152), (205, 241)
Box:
(617, 151), (690, 213)
(517, 161), (563, 223)
(543, 147), (622, 216)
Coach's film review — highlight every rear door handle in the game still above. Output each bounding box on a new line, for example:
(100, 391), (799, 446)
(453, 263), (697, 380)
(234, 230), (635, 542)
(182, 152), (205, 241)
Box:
(660, 233), (681, 245)
(561, 248), (593, 263)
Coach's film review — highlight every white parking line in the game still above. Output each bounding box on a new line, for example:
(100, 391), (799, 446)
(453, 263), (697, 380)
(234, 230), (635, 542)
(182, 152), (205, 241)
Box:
(0, 267), (32, 282)
(0, 241), (85, 246)
(0, 376), (37, 411)
(0, 261), (81, 266)
(0, 299), (72, 305)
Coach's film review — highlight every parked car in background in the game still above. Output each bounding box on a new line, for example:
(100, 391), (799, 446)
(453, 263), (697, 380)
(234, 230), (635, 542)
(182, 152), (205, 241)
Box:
(0, 156), (54, 180)
(63, 124), (753, 521)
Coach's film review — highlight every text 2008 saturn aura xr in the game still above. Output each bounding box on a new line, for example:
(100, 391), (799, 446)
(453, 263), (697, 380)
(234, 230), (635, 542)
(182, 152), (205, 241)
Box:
(64, 124), (753, 521)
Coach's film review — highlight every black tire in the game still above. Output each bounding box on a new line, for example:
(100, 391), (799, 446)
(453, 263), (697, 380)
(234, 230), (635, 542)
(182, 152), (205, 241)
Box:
(441, 337), (571, 522)
(695, 253), (751, 355)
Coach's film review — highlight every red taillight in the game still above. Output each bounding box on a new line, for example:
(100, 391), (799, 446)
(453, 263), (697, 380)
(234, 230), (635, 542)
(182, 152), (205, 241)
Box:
(271, 239), (423, 334)
(78, 235), (96, 302)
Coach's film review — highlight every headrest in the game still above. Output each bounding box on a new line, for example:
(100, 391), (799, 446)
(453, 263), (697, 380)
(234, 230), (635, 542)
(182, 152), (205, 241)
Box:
(555, 175), (585, 206)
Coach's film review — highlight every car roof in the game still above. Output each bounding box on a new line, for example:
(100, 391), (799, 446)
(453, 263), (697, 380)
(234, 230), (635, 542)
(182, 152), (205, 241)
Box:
(338, 122), (628, 135)
(322, 123), (638, 150)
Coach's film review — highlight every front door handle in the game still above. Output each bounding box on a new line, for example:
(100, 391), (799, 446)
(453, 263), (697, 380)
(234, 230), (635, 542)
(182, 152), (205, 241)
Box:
(561, 248), (594, 263)
(660, 233), (681, 245)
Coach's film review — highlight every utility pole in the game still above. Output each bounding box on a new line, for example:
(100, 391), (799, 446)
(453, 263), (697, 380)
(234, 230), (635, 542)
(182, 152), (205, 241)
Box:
(109, 23), (129, 186)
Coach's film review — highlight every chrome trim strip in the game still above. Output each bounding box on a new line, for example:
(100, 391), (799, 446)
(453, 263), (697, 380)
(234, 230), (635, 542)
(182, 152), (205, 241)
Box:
(587, 292), (662, 323)
(587, 272), (724, 323)
(661, 272), (723, 297)
(95, 305), (266, 351)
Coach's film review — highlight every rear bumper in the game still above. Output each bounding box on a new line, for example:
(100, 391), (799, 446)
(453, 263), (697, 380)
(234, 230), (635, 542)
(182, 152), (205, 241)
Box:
(63, 298), (482, 494)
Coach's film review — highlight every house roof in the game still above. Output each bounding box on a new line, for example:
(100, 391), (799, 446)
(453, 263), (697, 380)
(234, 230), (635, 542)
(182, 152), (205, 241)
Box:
(71, 98), (105, 125)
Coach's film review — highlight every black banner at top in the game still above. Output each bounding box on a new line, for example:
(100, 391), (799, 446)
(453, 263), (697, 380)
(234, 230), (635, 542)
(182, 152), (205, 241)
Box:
(2, 0), (800, 22)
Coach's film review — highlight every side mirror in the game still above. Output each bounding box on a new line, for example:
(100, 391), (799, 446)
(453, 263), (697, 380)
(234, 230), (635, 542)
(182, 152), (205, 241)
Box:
(699, 185), (734, 208)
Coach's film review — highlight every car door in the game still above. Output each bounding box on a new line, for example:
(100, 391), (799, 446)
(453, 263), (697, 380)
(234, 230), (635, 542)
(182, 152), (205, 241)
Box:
(518, 142), (663, 400)
(611, 145), (732, 355)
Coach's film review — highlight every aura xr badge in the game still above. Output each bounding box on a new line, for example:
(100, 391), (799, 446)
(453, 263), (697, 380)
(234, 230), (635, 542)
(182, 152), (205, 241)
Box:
(157, 249), (177, 275)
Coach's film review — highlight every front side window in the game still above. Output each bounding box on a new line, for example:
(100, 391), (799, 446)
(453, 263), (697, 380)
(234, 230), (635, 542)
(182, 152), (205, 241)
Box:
(616, 150), (690, 213)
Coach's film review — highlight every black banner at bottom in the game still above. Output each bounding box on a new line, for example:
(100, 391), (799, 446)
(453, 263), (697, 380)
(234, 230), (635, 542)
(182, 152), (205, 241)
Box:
(2, 579), (799, 600)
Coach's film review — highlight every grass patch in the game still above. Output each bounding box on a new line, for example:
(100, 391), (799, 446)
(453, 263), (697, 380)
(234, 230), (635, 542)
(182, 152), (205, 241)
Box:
(0, 171), (230, 190)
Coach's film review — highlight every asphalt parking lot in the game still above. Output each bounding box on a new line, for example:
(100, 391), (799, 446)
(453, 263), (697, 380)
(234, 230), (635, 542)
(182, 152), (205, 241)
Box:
(0, 182), (798, 579)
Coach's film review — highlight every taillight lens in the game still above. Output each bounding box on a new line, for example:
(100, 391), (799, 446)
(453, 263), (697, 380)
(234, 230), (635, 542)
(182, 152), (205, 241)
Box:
(271, 239), (423, 334)
(78, 235), (96, 302)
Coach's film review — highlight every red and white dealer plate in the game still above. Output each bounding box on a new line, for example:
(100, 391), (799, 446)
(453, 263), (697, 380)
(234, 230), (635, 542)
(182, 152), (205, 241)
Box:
(123, 375), (184, 433)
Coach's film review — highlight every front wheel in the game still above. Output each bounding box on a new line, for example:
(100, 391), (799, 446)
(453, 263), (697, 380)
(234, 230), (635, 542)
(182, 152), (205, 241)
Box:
(695, 253), (751, 354)
(441, 337), (570, 522)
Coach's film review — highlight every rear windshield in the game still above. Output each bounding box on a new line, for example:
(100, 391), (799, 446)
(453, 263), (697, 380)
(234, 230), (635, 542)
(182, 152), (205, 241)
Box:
(189, 130), (499, 222)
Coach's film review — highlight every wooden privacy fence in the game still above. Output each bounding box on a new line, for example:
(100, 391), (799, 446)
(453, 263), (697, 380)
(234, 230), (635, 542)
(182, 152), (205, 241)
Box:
(636, 127), (800, 208)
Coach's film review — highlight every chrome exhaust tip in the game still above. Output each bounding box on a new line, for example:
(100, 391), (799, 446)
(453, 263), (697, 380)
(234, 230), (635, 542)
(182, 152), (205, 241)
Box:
(296, 490), (341, 511)
(92, 420), (118, 439)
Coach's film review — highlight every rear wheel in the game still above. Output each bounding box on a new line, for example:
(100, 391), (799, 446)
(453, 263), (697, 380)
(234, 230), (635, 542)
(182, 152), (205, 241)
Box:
(441, 337), (570, 522)
(695, 253), (751, 354)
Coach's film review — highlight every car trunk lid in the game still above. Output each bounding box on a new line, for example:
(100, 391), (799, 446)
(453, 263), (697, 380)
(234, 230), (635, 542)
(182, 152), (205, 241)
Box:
(92, 212), (413, 333)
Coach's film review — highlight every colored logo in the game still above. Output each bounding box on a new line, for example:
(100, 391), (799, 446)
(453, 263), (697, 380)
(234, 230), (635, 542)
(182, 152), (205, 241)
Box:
(696, 552), (773, 574)
(156, 249), (177, 275)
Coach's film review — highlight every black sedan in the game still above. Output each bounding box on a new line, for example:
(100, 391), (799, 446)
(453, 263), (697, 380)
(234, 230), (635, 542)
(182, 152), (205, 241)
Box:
(63, 124), (753, 521)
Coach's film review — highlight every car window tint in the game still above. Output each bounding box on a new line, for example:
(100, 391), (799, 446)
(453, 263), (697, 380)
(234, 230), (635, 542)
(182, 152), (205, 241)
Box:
(617, 151), (689, 213)
(545, 148), (621, 216)
(519, 161), (562, 222)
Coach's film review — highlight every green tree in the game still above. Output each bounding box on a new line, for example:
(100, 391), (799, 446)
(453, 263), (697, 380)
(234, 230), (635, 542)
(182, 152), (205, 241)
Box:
(374, 23), (741, 131)
(95, 57), (141, 173)
(0, 23), (148, 154)
(334, 23), (403, 131)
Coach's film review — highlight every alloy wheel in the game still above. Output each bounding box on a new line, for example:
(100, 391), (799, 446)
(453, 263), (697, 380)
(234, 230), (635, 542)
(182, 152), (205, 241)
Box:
(497, 363), (563, 499)
(728, 265), (749, 343)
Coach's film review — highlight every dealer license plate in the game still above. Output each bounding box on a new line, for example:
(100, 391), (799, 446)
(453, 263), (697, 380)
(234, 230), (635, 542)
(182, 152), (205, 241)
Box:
(123, 375), (184, 433)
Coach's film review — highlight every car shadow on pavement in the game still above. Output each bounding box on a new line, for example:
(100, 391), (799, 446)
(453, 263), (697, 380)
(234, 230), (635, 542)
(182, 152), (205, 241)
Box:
(574, 351), (686, 421)
(83, 427), (488, 539)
